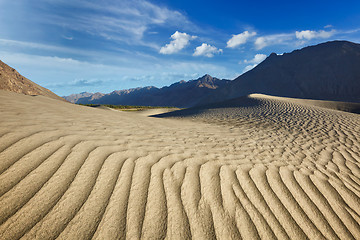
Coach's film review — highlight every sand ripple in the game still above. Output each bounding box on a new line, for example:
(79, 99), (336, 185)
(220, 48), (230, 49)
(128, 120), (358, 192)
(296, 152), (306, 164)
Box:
(0, 91), (359, 239)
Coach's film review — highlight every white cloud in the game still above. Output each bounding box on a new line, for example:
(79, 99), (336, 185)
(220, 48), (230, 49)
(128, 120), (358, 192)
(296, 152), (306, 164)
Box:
(8, 0), (192, 49)
(342, 28), (360, 34)
(254, 33), (293, 50)
(242, 53), (267, 73)
(0, 38), (143, 63)
(243, 64), (257, 73)
(324, 25), (333, 29)
(193, 43), (223, 57)
(295, 30), (336, 40)
(243, 54), (267, 64)
(159, 31), (197, 54)
(254, 37), (267, 50)
(226, 31), (257, 48)
(62, 35), (74, 40)
(254, 29), (337, 50)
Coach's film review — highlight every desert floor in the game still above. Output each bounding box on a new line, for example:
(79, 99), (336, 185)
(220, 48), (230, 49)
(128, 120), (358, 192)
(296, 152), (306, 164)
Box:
(0, 90), (360, 239)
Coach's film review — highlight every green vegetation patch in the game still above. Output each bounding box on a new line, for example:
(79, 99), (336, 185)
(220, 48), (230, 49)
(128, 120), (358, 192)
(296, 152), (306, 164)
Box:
(79, 103), (176, 111)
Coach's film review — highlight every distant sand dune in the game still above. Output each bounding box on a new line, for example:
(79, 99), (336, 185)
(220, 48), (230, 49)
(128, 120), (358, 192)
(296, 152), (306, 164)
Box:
(0, 90), (359, 239)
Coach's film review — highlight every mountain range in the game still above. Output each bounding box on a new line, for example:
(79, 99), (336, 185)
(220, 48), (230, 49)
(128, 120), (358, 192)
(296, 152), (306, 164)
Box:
(201, 40), (360, 105)
(64, 40), (360, 107)
(1, 40), (360, 107)
(64, 74), (230, 107)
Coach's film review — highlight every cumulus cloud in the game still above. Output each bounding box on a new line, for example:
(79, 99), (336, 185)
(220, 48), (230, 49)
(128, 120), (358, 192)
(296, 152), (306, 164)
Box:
(193, 43), (223, 57)
(295, 30), (335, 40)
(226, 31), (257, 48)
(254, 33), (293, 50)
(242, 53), (267, 73)
(160, 31), (197, 54)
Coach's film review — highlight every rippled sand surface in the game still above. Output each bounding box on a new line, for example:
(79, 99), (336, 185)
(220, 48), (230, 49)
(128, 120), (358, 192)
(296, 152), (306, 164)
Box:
(0, 90), (359, 239)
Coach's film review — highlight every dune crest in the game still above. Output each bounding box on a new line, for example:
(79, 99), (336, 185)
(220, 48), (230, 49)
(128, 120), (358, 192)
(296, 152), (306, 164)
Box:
(0, 90), (359, 239)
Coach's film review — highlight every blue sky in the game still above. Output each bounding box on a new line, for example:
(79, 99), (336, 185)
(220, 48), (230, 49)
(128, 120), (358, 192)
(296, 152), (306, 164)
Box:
(0, 0), (360, 96)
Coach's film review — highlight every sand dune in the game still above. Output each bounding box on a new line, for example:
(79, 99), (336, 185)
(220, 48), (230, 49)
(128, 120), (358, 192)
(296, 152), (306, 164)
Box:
(0, 90), (360, 239)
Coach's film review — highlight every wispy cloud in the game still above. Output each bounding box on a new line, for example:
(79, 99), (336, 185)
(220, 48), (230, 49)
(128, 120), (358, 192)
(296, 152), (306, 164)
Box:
(62, 36), (74, 40)
(24, 0), (193, 49)
(0, 38), (162, 67)
(341, 28), (360, 34)
(254, 33), (293, 50)
(227, 31), (257, 48)
(295, 29), (336, 40)
(48, 79), (105, 88)
(160, 31), (197, 54)
(193, 43), (222, 57)
(0, 38), (68, 52)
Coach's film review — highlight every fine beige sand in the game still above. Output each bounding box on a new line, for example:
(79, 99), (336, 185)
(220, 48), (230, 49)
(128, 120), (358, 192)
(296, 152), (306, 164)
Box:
(0, 90), (360, 239)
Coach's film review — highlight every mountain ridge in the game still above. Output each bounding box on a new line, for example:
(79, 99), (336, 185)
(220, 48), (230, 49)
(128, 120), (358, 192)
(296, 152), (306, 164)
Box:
(65, 40), (360, 107)
(64, 74), (230, 107)
(0, 60), (65, 101)
(200, 40), (360, 105)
